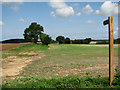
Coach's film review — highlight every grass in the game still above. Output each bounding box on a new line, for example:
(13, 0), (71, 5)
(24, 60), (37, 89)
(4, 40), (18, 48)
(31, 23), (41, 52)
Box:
(2, 54), (10, 59)
(2, 43), (49, 58)
(16, 54), (37, 57)
(18, 44), (118, 78)
(2, 43), (119, 88)
(8, 43), (49, 52)
(2, 73), (120, 88)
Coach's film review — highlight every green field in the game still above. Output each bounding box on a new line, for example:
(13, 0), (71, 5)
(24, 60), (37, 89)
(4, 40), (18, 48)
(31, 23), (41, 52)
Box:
(2, 44), (120, 88)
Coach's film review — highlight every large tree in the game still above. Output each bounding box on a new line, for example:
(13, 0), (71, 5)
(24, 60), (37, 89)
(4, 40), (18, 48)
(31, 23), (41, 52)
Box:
(56, 36), (65, 44)
(23, 22), (44, 43)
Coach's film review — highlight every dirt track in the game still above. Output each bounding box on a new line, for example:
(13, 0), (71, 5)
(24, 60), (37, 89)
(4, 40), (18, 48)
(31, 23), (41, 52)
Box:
(2, 52), (45, 79)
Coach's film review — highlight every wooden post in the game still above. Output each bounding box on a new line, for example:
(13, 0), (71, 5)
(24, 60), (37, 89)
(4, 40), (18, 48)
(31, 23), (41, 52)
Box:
(103, 16), (114, 86)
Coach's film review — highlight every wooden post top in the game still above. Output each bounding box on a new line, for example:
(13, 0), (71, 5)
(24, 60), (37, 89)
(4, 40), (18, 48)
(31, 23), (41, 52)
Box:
(103, 16), (113, 26)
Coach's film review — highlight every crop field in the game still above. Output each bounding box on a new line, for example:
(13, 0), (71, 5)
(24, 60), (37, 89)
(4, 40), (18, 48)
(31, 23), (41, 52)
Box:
(0, 43), (32, 51)
(1, 44), (119, 88)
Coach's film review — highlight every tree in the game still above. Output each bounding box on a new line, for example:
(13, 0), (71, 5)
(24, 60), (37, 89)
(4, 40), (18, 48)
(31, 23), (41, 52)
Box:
(64, 37), (70, 44)
(23, 22), (44, 43)
(83, 38), (92, 44)
(56, 36), (65, 44)
(40, 33), (52, 45)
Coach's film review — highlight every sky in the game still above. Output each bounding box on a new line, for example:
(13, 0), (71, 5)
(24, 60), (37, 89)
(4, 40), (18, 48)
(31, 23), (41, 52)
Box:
(1, 1), (119, 41)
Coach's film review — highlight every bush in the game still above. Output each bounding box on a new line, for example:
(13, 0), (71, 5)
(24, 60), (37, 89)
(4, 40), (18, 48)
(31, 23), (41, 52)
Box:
(72, 38), (92, 44)
(64, 37), (70, 44)
(56, 36), (65, 44)
(72, 39), (83, 44)
(40, 33), (52, 45)
(96, 41), (109, 44)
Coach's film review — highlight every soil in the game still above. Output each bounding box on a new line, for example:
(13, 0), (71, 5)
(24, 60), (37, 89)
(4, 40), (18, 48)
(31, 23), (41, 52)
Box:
(2, 52), (45, 79)
(1, 43), (32, 51)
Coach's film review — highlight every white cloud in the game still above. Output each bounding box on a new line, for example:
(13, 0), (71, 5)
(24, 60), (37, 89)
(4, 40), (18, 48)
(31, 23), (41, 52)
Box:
(50, 11), (56, 17)
(56, 7), (74, 18)
(82, 4), (93, 15)
(68, 19), (77, 24)
(2, 1), (23, 11)
(49, 0), (74, 18)
(73, 3), (79, 6)
(0, 21), (4, 25)
(11, 4), (19, 11)
(19, 18), (25, 22)
(86, 20), (94, 23)
(69, 19), (72, 23)
(76, 12), (81, 16)
(2, 0), (23, 2)
(49, 0), (67, 9)
(95, 1), (119, 17)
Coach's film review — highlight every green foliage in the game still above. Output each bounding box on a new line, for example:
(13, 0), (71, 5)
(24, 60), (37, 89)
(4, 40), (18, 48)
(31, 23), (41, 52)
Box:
(83, 38), (92, 44)
(23, 22), (44, 43)
(7, 43), (48, 53)
(2, 54), (10, 59)
(2, 39), (31, 43)
(72, 38), (92, 44)
(56, 36), (65, 44)
(112, 66), (120, 86)
(64, 37), (70, 44)
(2, 75), (120, 88)
(114, 38), (120, 44)
(97, 41), (109, 44)
(40, 33), (52, 45)
(16, 54), (36, 57)
(51, 40), (57, 44)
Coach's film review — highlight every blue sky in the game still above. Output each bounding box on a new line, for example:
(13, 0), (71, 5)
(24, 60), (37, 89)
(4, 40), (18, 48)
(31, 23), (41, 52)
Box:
(1, 1), (119, 41)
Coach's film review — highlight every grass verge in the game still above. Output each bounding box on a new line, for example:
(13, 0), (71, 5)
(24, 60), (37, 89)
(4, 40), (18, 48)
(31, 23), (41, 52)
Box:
(2, 73), (120, 88)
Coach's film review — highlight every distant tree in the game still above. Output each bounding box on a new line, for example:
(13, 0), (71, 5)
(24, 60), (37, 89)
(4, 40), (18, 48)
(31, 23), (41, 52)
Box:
(56, 36), (65, 44)
(83, 38), (92, 44)
(40, 33), (52, 45)
(64, 37), (70, 44)
(23, 22), (44, 43)
(114, 38), (120, 44)
(51, 40), (57, 44)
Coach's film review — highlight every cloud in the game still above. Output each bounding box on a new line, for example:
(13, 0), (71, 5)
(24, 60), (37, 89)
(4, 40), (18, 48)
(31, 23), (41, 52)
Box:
(49, 0), (74, 18)
(68, 19), (73, 23)
(95, 1), (119, 17)
(86, 20), (94, 23)
(68, 19), (77, 24)
(50, 11), (56, 17)
(49, 0), (67, 9)
(10, 4), (19, 11)
(73, 3), (79, 6)
(19, 18), (25, 22)
(76, 12), (81, 16)
(2, 0), (23, 2)
(56, 7), (74, 18)
(0, 21), (4, 25)
(82, 4), (93, 15)
(2, 0), (23, 11)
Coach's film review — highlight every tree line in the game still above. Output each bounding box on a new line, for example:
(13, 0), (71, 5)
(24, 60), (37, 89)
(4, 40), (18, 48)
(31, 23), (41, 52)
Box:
(23, 22), (120, 45)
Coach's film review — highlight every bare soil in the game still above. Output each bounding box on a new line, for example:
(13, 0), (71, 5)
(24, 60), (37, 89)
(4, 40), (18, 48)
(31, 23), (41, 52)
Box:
(2, 52), (45, 79)
(1, 43), (32, 51)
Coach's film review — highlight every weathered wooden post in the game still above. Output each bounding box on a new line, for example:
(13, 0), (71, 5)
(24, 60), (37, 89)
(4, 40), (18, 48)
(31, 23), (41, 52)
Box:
(103, 16), (114, 86)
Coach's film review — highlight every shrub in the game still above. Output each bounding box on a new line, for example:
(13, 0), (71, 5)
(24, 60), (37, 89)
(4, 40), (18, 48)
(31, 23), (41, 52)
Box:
(64, 37), (70, 44)
(56, 36), (65, 44)
(40, 33), (52, 45)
